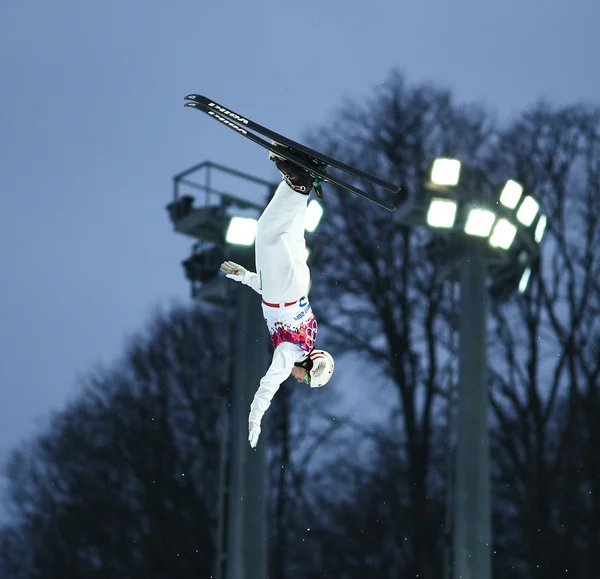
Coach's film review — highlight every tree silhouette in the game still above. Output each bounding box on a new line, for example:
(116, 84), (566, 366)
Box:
(0, 303), (228, 579)
(489, 102), (600, 578)
(297, 70), (494, 578)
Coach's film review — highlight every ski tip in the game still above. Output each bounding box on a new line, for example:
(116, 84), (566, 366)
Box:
(183, 102), (198, 108)
(391, 186), (408, 210)
(184, 94), (204, 101)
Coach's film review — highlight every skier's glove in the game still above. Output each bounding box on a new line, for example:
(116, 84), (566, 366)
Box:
(248, 421), (261, 449)
(220, 261), (247, 282)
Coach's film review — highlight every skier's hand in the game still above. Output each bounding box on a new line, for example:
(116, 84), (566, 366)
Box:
(248, 421), (261, 448)
(220, 261), (247, 282)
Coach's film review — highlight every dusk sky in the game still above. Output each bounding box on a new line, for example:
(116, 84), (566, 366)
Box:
(1, 0), (599, 493)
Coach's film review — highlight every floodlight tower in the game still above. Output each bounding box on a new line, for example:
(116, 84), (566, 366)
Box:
(394, 158), (546, 579)
(166, 161), (324, 579)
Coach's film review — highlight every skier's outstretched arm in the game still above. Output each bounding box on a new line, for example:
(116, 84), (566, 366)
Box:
(247, 343), (303, 447)
(220, 260), (262, 295)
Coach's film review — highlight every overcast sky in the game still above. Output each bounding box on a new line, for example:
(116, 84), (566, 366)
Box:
(1, 0), (598, 483)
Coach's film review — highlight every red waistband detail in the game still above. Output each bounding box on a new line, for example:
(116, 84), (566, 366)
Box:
(262, 298), (299, 308)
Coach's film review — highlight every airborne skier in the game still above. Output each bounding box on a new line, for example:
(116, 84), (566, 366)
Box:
(184, 92), (400, 448)
(220, 153), (335, 449)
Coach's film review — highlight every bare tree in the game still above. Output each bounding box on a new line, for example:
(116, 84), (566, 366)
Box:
(489, 102), (600, 578)
(297, 70), (495, 578)
(0, 303), (228, 579)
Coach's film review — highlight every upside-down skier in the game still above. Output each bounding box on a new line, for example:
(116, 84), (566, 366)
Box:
(220, 152), (335, 449)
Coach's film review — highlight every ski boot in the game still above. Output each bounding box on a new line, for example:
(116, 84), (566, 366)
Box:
(269, 142), (326, 199)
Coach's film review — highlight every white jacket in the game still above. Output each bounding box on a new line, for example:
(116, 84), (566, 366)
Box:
(241, 271), (316, 425)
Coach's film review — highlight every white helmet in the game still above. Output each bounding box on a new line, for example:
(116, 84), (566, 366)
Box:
(307, 350), (335, 388)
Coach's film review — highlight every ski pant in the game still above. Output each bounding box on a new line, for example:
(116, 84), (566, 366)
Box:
(255, 180), (310, 304)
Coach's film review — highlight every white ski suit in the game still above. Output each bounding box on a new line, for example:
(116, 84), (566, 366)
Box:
(240, 180), (318, 426)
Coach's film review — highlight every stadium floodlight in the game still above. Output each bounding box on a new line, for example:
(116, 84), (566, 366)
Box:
(489, 218), (517, 250)
(431, 158), (461, 186)
(534, 214), (547, 243)
(516, 196), (539, 227)
(464, 208), (496, 237)
(225, 216), (258, 246)
(426, 197), (458, 228)
(305, 200), (324, 233)
(499, 180), (523, 209)
(518, 267), (532, 294)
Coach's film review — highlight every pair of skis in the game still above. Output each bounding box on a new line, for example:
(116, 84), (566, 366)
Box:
(183, 94), (400, 212)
